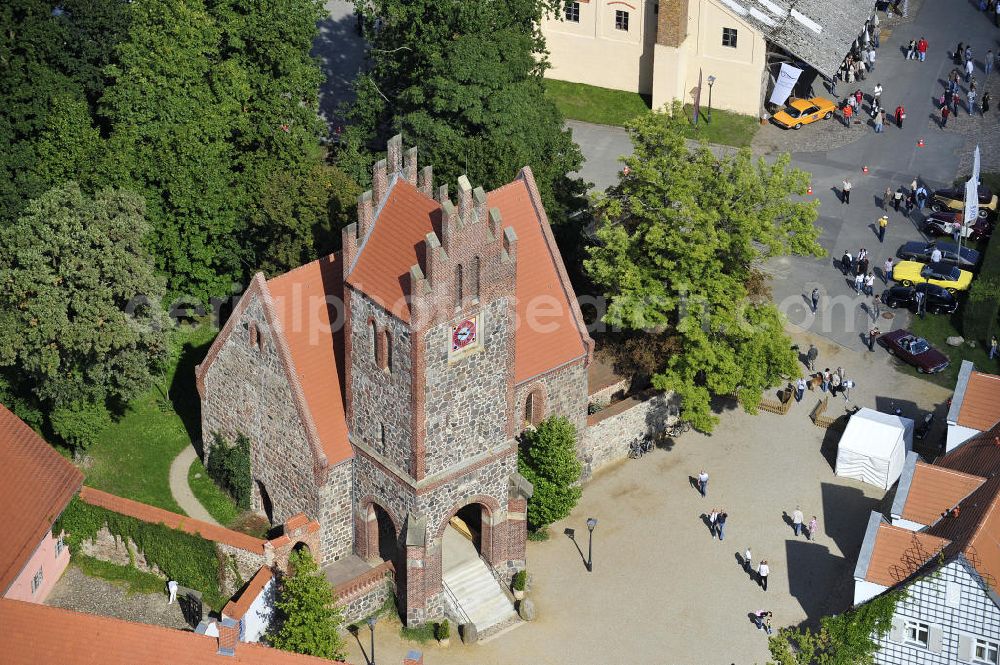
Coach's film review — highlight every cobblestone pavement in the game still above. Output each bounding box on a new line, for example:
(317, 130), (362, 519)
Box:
(46, 566), (191, 630)
(346, 329), (950, 665)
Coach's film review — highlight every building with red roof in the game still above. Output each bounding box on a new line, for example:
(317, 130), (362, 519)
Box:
(196, 135), (593, 628)
(0, 404), (83, 603)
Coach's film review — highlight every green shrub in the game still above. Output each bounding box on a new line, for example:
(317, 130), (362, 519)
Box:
(964, 183), (1000, 345)
(206, 433), (252, 510)
(512, 570), (527, 592)
(517, 416), (583, 532)
(50, 401), (113, 450)
(435, 619), (450, 641)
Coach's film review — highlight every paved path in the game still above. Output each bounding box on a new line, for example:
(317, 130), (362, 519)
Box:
(46, 567), (190, 630)
(314, 0), (367, 129)
(168, 446), (219, 525)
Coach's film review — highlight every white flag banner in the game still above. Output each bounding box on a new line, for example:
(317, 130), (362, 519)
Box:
(965, 178), (979, 225)
(769, 64), (804, 106)
(972, 145), (981, 186)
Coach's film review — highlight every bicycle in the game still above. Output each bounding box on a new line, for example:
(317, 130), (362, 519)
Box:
(664, 420), (691, 438)
(628, 434), (654, 459)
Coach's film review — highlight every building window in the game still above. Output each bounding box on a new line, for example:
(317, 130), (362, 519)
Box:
(381, 330), (392, 372)
(369, 320), (377, 361)
(565, 1), (580, 22)
(380, 423), (386, 452)
(455, 264), (464, 309)
(471, 256), (480, 301)
(31, 568), (43, 594)
(248, 321), (259, 350)
(614, 10), (629, 31)
(55, 536), (65, 558)
(976, 638), (1000, 664)
(722, 27), (738, 48)
(905, 620), (929, 647)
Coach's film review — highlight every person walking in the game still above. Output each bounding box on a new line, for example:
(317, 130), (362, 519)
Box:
(792, 506), (804, 536)
(709, 507), (719, 537)
(843, 102), (854, 126)
(905, 191), (915, 215)
(984, 91), (991, 115)
(968, 88), (977, 115)
(917, 185), (928, 210)
(842, 250), (853, 275)
(167, 579), (179, 605)
(871, 293), (881, 321)
(918, 37), (928, 61)
(868, 47), (877, 72)
(942, 104), (950, 127)
(830, 371), (841, 397)
(811, 288), (820, 313)
(895, 104), (905, 128)
(868, 326), (880, 352)
(915, 289), (926, 318)
(955, 42), (965, 65)
(717, 510), (728, 541)
(859, 255), (870, 277)
(953, 92), (962, 117)
(878, 215), (889, 242)
(697, 470), (709, 497)
(842, 377), (856, 402)
(865, 273), (876, 297)
(873, 82), (883, 102)
(854, 89), (863, 108)
(806, 343), (818, 371)
(807, 516), (818, 541)
(821, 368), (831, 392)
(795, 377), (806, 402)
(906, 39), (916, 60)
(874, 108), (885, 133)
(884, 257), (893, 283)
(758, 561), (770, 591)
(892, 189), (902, 212)
(744, 546), (754, 577)
(990, 335), (998, 360)
(967, 57), (975, 82)
(842, 179), (852, 204)
(764, 612), (773, 636)
(987, 49), (994, 76)
(931, 246), (943, 263)
(753, 609), (768, 630)
(854, 271), (864, 294)
(883, 185), (893, 210)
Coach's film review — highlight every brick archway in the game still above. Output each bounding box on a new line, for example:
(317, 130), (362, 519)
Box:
(357, 497), (402, 563)
(435, 494), (502, 566)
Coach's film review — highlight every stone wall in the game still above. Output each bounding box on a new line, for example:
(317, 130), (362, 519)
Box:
(217, 543), (269, 597)
(348, 288), (415, 475)
(583, 391), (675, 475)
(335, 563), (396, 625)
(421, 297), (514, 478)
(318, 458), (355, 564)
(200, 290), (320, 528)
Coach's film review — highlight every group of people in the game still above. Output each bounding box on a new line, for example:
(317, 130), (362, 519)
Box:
(904, 37), (929, 61)
(840, 247), (877, 296)
(707, 508), (729, 540)
(840, 85), (904, 132)
(812, 366), (856, 401)
(941, 43), (993, 126)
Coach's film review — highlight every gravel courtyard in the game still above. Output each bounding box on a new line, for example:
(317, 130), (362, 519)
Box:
(345, 331), (950, 665)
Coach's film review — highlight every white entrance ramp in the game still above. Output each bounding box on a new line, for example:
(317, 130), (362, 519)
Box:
(441, 526), (517, 634)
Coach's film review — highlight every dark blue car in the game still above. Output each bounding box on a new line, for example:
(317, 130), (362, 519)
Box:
(897, 241), (981, 269)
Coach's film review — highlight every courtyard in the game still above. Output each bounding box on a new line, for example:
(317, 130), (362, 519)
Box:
(345, 331), (951, 665)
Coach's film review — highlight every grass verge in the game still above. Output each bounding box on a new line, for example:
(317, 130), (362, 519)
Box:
(544, 79), (651, 127)
(899, 310), (998, 387)
(74, 553), (165, 596)
(84, 323), (217, 513)
(188, 457), (240, 526)
(680, 104), (760, 148)
(400, 622), (437, 643)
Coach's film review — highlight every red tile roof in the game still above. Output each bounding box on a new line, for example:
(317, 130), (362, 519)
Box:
(899, 462), (985, 525)
(223, 566), (273, 621)
(958, 371), (1000, 432)
(267, 254), (351, 466)
(79, 487), (266, 554)
(0, 404), (83, 594)
(0, 598), (350, 665)
(864, 523), (950, 587)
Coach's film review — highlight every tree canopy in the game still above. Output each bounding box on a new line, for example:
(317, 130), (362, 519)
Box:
(341, 0), (586, 222)
(585, 105), (823, 431)
(518, 415), (583, 531)
(268, 549), (347, 660)
(0, 183), (170, 447)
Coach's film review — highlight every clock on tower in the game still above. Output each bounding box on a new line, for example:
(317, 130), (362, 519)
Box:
(449, 315), (481, 360)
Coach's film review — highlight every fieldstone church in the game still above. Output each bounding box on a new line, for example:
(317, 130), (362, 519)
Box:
(196, 136), (593, 624)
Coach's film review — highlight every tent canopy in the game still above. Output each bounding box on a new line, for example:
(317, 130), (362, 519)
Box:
(835, 408), (914, 490)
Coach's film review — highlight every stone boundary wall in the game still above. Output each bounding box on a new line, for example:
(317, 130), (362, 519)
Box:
(588, 378), (629, 406)
(334, 560), (395, 625)
(583, 391), (674, 474)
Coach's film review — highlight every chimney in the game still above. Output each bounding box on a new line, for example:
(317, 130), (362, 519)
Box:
(503, 226), (518, 263)
(457, 175), (473, 225)
(357, 190), (374, 238)
(373, 159), (388, 204)
(404, 147), (418, 185)
(488, 207), (502, 240)
(217, 618), (239, 656)
(472, 186), (488, 224)
(418, 165), (433, 196)
(387, 134), (403, 175)
(657, 0), (689, 47)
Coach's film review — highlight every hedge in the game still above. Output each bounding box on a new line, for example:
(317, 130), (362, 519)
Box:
(207, 432), (252, 510)
(55, 496), (222, 602)
(964, 232), (1000, 346)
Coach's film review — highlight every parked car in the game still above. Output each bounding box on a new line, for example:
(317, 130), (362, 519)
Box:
(878, 329), (950, 374)
(892, 260), (973, 292)
(896, 240), (981, 269)
(881, 283), (958, 314)
(930, 185), (997, 219)
(771, 97), (837, 129)
(922, 212), (993, 242)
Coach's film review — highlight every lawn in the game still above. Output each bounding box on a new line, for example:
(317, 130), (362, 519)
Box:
(188, 457), (240, 526)
(84, 322), (217, 514)
(544, 79), (651, 127)
(899, 311), (999, 387)
(680, 104), (760, 148)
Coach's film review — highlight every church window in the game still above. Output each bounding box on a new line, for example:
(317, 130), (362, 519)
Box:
(369, 320), (377, 362)
(472, 256), (481, 301)
(380, 330), (392, 372)
(455, 264), (464, 309)
(248, 321), (259, 350)
(380, 423), (387, 451)
(524, 388), (544, 427)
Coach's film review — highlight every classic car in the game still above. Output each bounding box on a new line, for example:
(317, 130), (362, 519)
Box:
(881, 283), (958, 314)
(892, 260), (973, 292)
(922, 212), (993, 242)
(930, 185), (998, 219)
(771, 97), (838, 130)
(878, 329), (950, 374)
(896, 240), (981, 269)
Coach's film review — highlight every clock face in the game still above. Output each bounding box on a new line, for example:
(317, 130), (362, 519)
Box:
(452, 318), (478, 351)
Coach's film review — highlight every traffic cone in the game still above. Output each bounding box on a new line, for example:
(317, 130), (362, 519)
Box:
(917, 138), (925, 147)
(807, 184), (813, 195)
(863, 165), (869, 174)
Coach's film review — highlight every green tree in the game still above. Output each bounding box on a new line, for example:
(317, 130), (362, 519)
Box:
(518, 415), (582, 531)
(343, 0), (586, 223)
(585, 105), (823, 432)
(268, 549), (347, 660)
(0, 183), (170, 447)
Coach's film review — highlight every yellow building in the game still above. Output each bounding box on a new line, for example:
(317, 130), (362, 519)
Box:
(541, 0), (876, 117)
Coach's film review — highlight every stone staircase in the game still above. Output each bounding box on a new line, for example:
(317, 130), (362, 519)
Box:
(442, 556), (517, 634)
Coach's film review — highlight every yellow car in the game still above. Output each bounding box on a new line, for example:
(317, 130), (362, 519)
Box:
(893, 260), (973, 293)
(771, 97), (838, 130)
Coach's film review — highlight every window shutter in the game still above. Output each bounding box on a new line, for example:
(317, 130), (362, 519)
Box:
(957, 633), (972, 662)
(889, 615), (904, 643)
(928, 625), (943, 654)
(946, 581), (961, 608)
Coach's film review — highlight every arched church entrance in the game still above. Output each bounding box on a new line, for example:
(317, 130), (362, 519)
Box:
(441, 502), (491, 577)
(363, 502), (400, 565)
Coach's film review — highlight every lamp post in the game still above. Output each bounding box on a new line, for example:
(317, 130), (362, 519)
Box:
(707, 76), (716, 123)
(367, 616), (377, 665)
(586, 518), (597, 572)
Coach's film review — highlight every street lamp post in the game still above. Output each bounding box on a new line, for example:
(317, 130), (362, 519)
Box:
(586, 518), (597, 572)
(367, 616), (377, 665)
(707, 76), (716, 123)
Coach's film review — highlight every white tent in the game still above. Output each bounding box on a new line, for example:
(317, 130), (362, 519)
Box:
(835, 408), (914, 490)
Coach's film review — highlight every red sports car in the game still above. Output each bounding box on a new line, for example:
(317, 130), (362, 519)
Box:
(878, 329), (950, 374)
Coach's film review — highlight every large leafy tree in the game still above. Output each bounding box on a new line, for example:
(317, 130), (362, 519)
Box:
(518, 415), (583, 532)
(268, 549), (347, 660)
(585, 105), (823, 432)
(342, 0), (586, 222)
(0, 183), (170, 447)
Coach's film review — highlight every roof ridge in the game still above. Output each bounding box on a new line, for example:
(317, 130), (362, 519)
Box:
(966, 490), (1000, 555)
(267, 251), (339, 286)
(919, 462), (988, 483)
